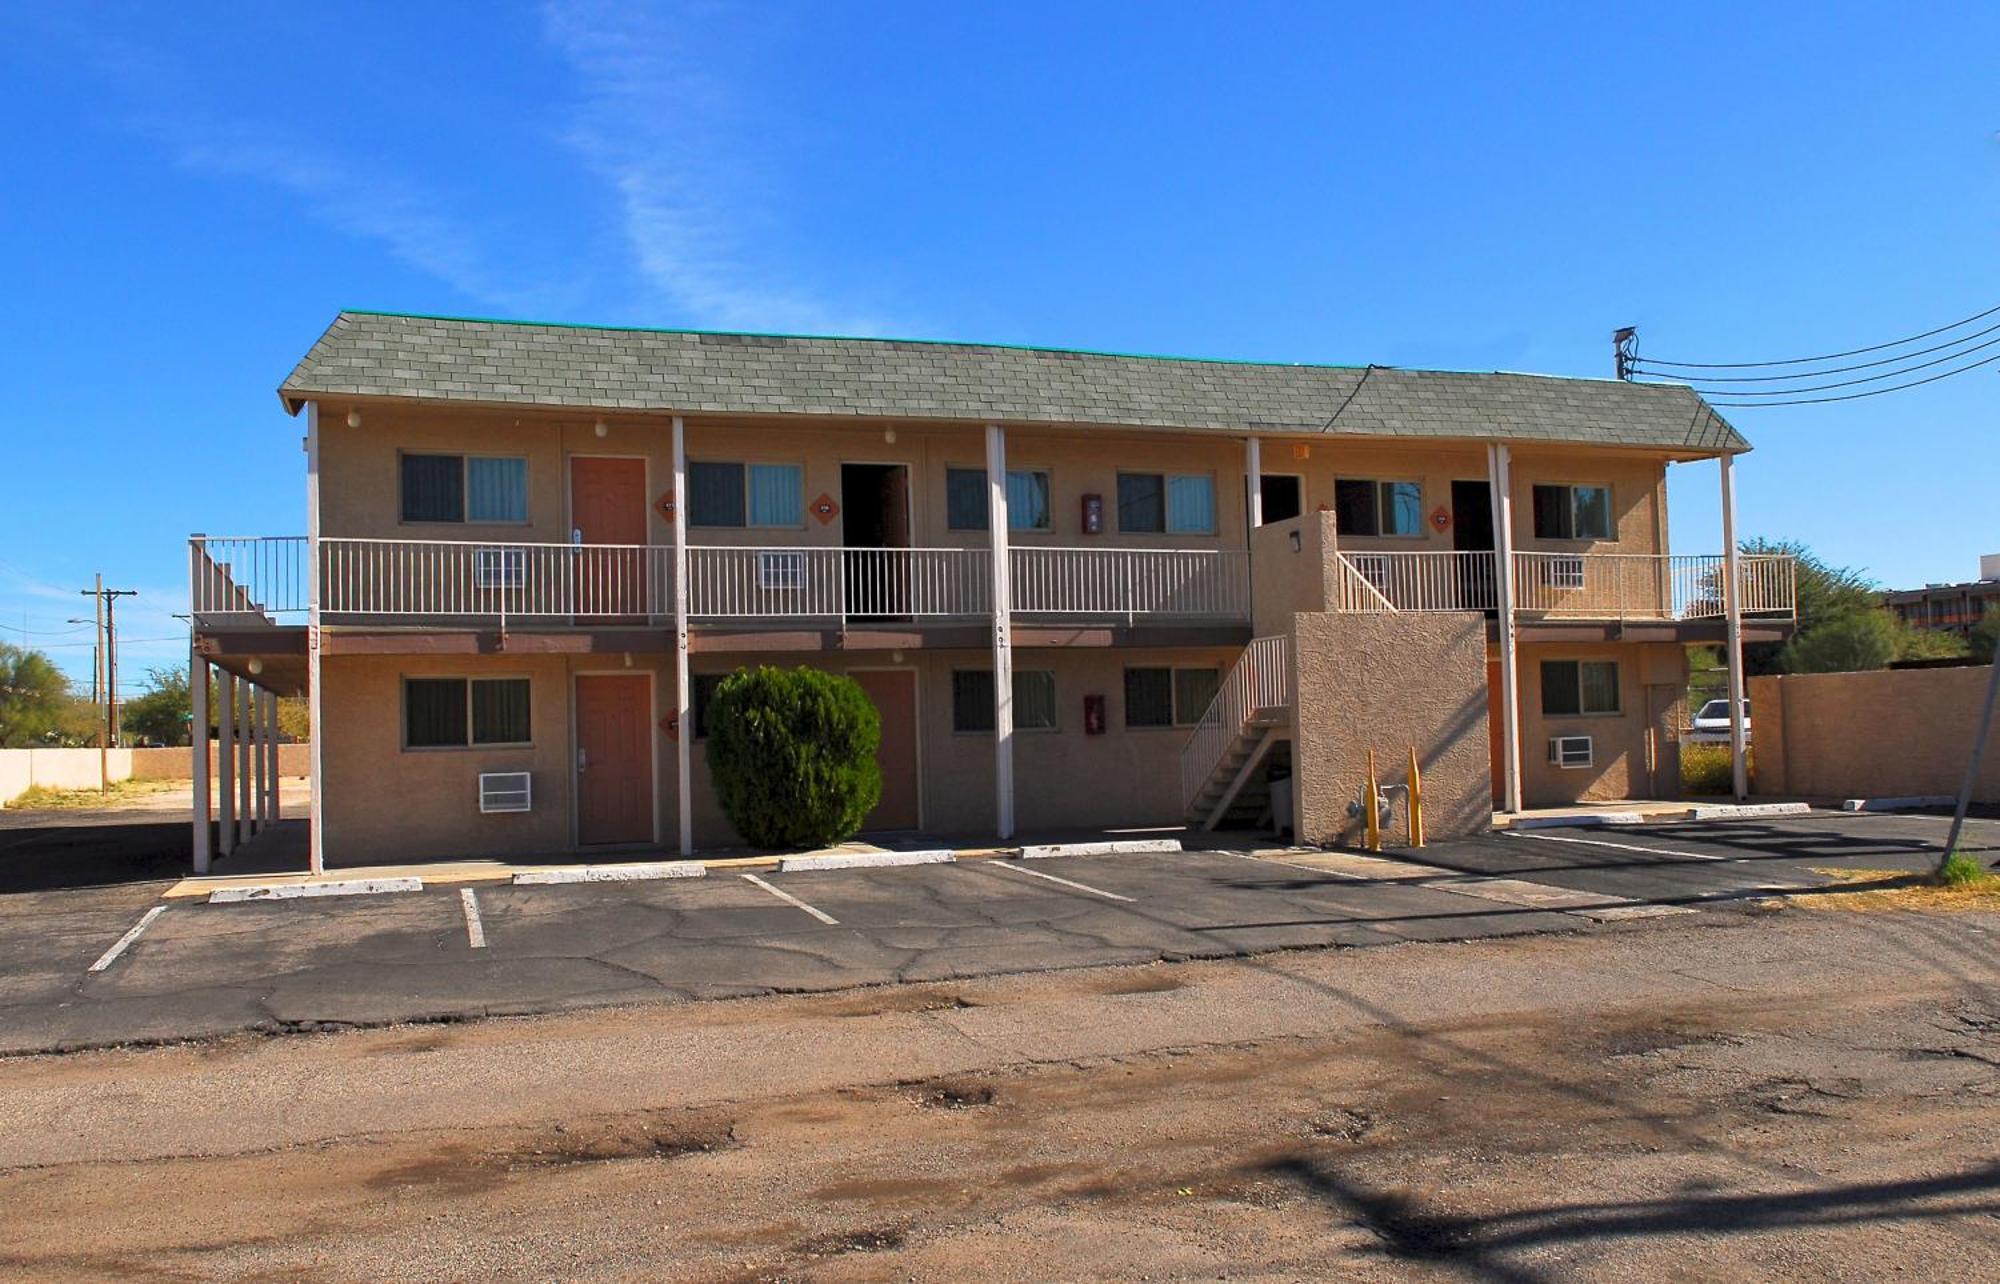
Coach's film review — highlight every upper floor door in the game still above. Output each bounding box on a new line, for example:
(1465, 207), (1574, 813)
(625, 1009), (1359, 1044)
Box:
(570, 457), (649, 616)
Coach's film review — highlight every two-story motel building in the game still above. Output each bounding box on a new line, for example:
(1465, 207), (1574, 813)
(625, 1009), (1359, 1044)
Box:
(188, 312), (1794, 873)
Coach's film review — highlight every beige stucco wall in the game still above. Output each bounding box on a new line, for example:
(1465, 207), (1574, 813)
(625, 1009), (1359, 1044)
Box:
(1292, 612), (1491, 844)
(1513, 640), (1685, 806)
(315, 643), (1244, 862)
(1250, 512), (1339, 637)
(313, 402), (1676, 560)
(1749, 666), (1999, 803)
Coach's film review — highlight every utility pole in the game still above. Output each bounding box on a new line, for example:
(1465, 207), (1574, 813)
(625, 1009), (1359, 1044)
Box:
(79, 579), (138, 755)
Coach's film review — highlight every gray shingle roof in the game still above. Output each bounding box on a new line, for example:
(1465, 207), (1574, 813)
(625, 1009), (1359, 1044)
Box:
(280, 311), (1748, 455)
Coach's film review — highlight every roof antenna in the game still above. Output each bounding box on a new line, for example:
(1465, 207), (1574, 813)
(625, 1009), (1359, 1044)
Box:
(1613, 327), (1638, 381)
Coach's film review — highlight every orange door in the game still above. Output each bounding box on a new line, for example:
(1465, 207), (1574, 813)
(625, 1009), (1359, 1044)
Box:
(576, 673), (654, 845)
(1487, 658), (1505, 805)
(570, 457), (649, 616)
(851, 669), (920, 830)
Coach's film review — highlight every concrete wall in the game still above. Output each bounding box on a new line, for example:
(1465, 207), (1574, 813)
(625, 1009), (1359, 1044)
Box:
(1292, 612), (1491, 844)
(316, 644), (1243, 864)
(127, 745), (312, 781)
(0, 748), (135, 805)
(1750, 665), (2000, 803)
(1250, 512), (1337, 637)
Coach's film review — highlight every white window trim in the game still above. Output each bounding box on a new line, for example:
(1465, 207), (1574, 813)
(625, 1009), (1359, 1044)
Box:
(397, 451), (532, 527)
(1540, 659), (1623, 718)
(686, 459), (809, 530)
(401, 674), (535, 751)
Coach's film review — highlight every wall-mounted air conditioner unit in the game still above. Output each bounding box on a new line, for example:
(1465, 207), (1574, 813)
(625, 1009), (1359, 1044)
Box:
(1548, 735), (1593, 769)
(474, 547), (527, 589)
(479, 771), (532, 813)
(757, 550), (806, 591)
(1539, 556), (1586, 591)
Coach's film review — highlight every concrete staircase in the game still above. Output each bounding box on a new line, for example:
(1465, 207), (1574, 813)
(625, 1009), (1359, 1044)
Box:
(1179, 636), (1295, 831)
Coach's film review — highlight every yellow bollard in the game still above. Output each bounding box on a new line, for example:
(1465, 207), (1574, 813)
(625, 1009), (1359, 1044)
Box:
(1365, 748), (1381, 852)
(1408, 746), (1426, 848)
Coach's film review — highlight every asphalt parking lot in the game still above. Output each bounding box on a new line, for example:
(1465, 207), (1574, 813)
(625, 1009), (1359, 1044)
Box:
(0, 807), (1992, 1056)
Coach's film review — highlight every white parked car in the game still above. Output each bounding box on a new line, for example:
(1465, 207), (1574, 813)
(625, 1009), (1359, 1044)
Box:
(1687, 698), (1750, 744)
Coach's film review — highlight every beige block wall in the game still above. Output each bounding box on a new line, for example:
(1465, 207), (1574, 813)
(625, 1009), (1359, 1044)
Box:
(315, 643), (1244, 862)
(1292, 612), (1491, 844)
(1749, 666), (1999, 803)
(127, 745), (312, 781)
(1515, 640), (1685, 807)
(0, 748), (136, 803)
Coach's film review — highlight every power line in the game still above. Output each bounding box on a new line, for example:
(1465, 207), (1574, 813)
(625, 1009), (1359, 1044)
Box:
(0, 620), (92, 638)
(1641, 329), (2000, 398)
(1700, 347), (2000, 407)
(1638, 300), (2000, 370)
(1629, 317), (2000, 382)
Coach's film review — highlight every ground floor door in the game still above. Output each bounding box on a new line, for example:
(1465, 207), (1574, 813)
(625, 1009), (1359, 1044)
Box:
(575, 673), (654, 845)
(850, 668), (920, 830)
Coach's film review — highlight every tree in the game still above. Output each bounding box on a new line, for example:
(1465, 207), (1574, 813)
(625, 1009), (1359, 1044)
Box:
(1973, 607), (1999, 664)
(1780, 609), (1901, 674)
(1740, 538), (1879, 676)
(1894, 622), (1972, 663)
(0, 641), (76, 748)
(704, 666), (882, 849)
(123, 665), (194, 746)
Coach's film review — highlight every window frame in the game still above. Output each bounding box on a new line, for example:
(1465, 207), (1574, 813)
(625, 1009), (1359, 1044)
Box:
(1531, 483), (1614, 542)
(1115, 471), (1218, 536)
(1539, 659), (1622, 718)
(944, 465), (1054, 533)
(950, 668), (1059, 733)
(686, 459), (808, 530)
(398, 451), (531, 526)
(1122, 665), (1224, 729)
(401, 675), (534, 750)
(1333, 478), (1424, 538)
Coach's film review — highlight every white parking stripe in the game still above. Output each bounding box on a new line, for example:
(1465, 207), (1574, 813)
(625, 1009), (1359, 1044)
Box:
(983, 860), (1136, 902)
(460, 888), (487, 949)
(89, 906), (167, 973)
(741, 873), (839, 925)
(1509, 830), (1734, 861)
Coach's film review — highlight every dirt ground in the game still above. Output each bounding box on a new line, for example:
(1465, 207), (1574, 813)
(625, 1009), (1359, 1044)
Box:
(0, 905), (1994, 1281)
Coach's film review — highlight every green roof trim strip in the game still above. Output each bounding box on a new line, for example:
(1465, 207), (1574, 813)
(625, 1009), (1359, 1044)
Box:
(281, 310), (1748, 455)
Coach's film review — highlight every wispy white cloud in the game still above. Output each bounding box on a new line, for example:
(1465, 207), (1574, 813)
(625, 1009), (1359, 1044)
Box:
(542, 0), (887, 334)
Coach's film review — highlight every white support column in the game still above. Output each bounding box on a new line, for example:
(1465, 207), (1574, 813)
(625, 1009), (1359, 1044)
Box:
(249, 685), (266, 833)
(236, 675), (252, 848)
(306, 401), (325, 873)
(190, 648), (210, 873)
(1245, 436), (1263, 530)
(1488, 444), (1524, 814)
(262, 689), (278, 823)
(216, 669), (236, 858)
(671, 414), (694, 857)
(1720, 452), (1749, 801)
(986, 424), (1015, 840)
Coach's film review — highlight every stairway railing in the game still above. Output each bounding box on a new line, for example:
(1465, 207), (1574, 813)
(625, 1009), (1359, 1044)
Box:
(1179, 634), (1293, 810)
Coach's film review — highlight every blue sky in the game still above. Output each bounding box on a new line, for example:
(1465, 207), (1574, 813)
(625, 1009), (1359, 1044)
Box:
(3, 1), (1996, 685)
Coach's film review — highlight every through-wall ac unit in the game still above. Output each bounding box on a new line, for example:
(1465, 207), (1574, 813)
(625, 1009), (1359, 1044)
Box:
(473, 547), (527, 589)
(1539, 556), (1586, 590)
(1351, 553), (1391, 592)
(757, 550), (806, 591)
(479, 771), (533, 813)
(1548, 735), (1593, 769)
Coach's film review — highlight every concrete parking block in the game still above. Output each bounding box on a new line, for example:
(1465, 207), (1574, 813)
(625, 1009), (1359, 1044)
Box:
(778, 850), (954, 872)
(1017, 839), (1183, 860)
(209, 878), (423, 903)
(513, 862), (707, 885)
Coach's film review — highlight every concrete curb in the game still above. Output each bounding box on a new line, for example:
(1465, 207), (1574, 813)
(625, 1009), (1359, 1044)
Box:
(209, 878), (424, 903)
(778, 850), (955, 873)
(1017, 839), (1184, 860)
(1506, 812), (1647, 831)
(513, 862), (707, 885)
(1683, 802), (1815, 821)
(1841, 796), (1956, 813)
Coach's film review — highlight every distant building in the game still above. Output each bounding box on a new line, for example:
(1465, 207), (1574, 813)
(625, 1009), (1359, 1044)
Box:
(1882, 557), (2000, 637)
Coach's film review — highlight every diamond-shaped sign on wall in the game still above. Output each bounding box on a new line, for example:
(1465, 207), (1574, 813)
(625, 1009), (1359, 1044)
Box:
(811, 493), (840, 525)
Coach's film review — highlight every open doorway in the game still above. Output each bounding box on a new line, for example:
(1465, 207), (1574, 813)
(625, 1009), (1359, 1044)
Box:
(841, 463), (910, 618)
(1451, 479), (1497, 614)
(1260, 473), (1303, 524)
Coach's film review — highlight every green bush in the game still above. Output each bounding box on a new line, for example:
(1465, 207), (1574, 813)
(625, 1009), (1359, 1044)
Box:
(705, 666), (882, 849)
(1680, 742), (1743, 797)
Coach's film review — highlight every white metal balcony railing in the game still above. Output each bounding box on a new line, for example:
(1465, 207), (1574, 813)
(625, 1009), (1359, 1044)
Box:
(187, 537), (1251, 624)
(1179, 634), (1294, 811)
(1333, 551), (1797, 621)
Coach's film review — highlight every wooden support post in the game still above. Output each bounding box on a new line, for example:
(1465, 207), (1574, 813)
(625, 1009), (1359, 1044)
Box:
(306, 401), (325, 873)
(672, 414), (694, 856)
(190, 646), (210, 874)
(1488, 444), (1524, 813)
(217, 669), (235, 858)
(987, 424), (1015, 840)
(1720, 452), (1749, 801)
